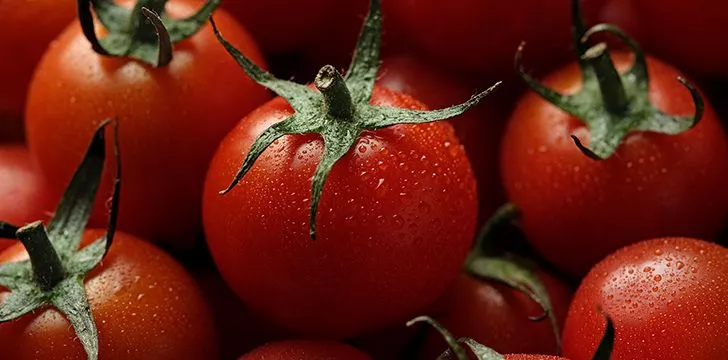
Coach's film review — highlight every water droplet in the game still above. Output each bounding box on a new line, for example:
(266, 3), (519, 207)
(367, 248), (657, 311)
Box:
(537, 145), (547, 153)
(655, 249), (663, 255)
(654, 275), (662, 282)
(376, 178), (385, 189)
(626, 162), (634, 168)
(643, 266), (653, 272)
(676, 261), (685, 270)
(358, 145), (366, 153)
(392, 214), (404, 228)
(443, 141), (451, 148)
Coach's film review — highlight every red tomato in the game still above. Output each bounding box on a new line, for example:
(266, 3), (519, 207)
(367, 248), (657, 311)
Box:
(506, 356), (567, 360)
(203, 87), (477, 338)
(25, 0), (271, 247)
(377, 56), (508, 221)
(563, 237), (728, 359)
(240, 340), (371, 360)
(421, 271), (573, 358)
(0, 0), (76, 139)
(0, 146), (54, 251)
(501, 52), (728, 277)
(629, 1), (728, 77)
(0, 230), (218, 359)
(386, 0), (605, 76)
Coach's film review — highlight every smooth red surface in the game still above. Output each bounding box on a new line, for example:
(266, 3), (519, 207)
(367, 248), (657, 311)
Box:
(0, 230), (218, 359)
(0, 146), (55, 252)
(0, 0), (76, 139)
(239, 340), (371, 360)
(204, 86), (477, 338)
(25, 0), (271, 247)
(506, 356), (568, 360)
(422, 272), (572, 357)
(377, 56), (507, 222)
(501, 52), (728, 277)
(563, 237), (728, 359)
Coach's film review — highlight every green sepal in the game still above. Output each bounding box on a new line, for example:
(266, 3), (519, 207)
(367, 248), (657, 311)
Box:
(78, 0), (219, 67)
(0, 222), (18, 239)
(593, 312), (616, 360)
(211, 0), (500, 239)
(0, 119), (122, 360)
(407, 316), (505, 360)
(515, 0), (703, 160)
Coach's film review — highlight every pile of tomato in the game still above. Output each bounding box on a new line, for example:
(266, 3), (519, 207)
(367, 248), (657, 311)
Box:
(1, 0), (727, 359)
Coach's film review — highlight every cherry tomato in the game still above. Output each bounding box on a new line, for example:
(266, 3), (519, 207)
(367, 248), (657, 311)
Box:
(0, 229), (218, 359)
(25, 0), (271, 247)
(501, 52), (728, 277)
(421, 271), (572, 358)
(240, 340), (371, 360)
(377, 56), (508, 221)
(0, 0), (76, 139)
(203, 87), (477, 338)
(0, 146), (54, 252)
(563, 237), (728, 359)
(506, 356), (567, 360)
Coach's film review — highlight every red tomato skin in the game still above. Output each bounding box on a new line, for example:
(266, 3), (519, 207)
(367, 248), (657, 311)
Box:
(25, 0), (271, 248)
(0, 230), (218, 359)
(563, 237), (728, 360)
(0, 146), (55, 252)
(377, 56), (508, 222)
(0, 0), (76, 138)
(505, 356), (568, 360)
(203, 87), (477, 338)
(239, 340), (371, 360)
(421, 272), (572, 358)
(501, 52), (728, 278)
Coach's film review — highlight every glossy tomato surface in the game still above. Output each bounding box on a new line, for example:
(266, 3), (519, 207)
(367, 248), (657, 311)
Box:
(422, 271), (572, 358)
(204, 86), (477, 338)
(501, 52), (728, 277)
(505, 356), (568, 360)
(0, 0), (76, 139)
(563, 237), (728, 359)
(0, 230), (218, 359)
(239, 340), (371, 360)
(0, 146), (55, 253)
(377, 56), (507, 222)
(25, 0), (271, 247)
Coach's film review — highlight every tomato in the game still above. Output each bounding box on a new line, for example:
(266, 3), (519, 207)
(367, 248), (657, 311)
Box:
(0, 0), (76, 139)
(421, 271), (572, 358)
(377, 56), (508, 221)
(0, 146), (55, 252)
(203, 86), (477, 338)
(240, 340), (371, 360)
(501, 52), (728, 277)
(0, 229), (218, 359)
(506, 356), (567, 360)
(385, 0), (605, 76)
(627, 1), (728, 77)
(25, 0), (271, 247)
(563, 237), (728, 359)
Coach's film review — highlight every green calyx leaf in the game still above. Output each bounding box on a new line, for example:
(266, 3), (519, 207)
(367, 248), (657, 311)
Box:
(0, 119), (122, 360)
(592, 311), (616, 360)
(464, 203), (562, 351)
(78, 0), (219, 67)
(212, 0), (500, 240)
(515, 0), (703, 160)
(407, 316), (505, 360)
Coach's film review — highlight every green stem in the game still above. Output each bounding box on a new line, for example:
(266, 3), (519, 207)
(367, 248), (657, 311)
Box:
(582, 43), (629, 115)
(315, 65), (355, 119)
(16, 221), (66, 291)
(465, 203), (520, 267)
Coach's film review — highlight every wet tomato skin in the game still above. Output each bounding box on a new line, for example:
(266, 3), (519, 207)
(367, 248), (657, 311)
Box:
(239, 340), (371, 360)
(563, 237), (728, 360)
(203, 87), (477, 339)
(0, 230), (218, 360)
(501, 52), (728, 278)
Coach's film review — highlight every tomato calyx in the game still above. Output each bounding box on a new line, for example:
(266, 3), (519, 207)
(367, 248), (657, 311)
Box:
(463, 204), (561, 350)
(211, 0), (501, 240)
(78, 0), (219, 67)
(0, 120), (121, 360)
(515, 0), (703, 160)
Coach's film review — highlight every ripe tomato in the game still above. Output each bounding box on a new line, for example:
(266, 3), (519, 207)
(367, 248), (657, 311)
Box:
(25, 0), (271, 247)
(240, 340), (371, 360)
(421, 271), (572, 358)
(385, 0), (604, 76)
(562, 237), (728, 359)
(0, 229), (218, 359)
(377, 56), (508, 221)
(203, 86), (477, 338)
(0, 0), (76, 139)
(506, 356), (567, 360)
(501, 52), (728, 277)
(0, 146), (54, 252)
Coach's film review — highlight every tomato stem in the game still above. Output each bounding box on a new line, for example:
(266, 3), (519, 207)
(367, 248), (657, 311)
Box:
(16, 221), (66, 291)
(315, 65), (355, 119)
(583, 43), (629, 115)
